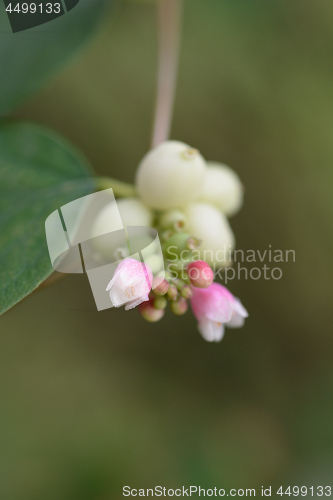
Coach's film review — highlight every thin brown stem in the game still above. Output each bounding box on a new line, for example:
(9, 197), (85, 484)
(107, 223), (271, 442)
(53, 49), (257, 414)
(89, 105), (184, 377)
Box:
(151, 0), (183, 148)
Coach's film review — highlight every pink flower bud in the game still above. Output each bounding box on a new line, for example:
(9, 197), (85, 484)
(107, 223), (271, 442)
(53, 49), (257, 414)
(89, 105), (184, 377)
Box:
(187, 261), (214, 288)
(190, 283), (248, 342)
(139, 298), (165, 322)
(152, 278), (170, 296)
(106, 258), (153, 310)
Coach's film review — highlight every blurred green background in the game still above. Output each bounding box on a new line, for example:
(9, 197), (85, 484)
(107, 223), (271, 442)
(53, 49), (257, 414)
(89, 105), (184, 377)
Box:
(1, 0), (333, 498)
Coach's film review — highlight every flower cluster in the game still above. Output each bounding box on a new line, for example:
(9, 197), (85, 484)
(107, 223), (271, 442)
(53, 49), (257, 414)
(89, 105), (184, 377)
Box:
(101, 140), (248, 342)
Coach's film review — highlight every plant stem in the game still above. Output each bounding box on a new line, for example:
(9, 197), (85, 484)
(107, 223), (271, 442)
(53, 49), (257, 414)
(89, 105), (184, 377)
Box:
(95, 177), (136, 197)
(151, 0), (183, 148)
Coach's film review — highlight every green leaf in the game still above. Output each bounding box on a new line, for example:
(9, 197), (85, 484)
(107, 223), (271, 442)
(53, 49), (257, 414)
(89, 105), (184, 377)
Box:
(0, 121), (95, 315)
(0, 0), (110, 116)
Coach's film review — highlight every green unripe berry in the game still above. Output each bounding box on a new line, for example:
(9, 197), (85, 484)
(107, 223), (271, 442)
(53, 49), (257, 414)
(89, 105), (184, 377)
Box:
(170, 297), (188, 316)
(167, 283), (178, 301)
(163, 233), (201, 260)
(154, 295), (168, 310)
(159, 209), (188, 233)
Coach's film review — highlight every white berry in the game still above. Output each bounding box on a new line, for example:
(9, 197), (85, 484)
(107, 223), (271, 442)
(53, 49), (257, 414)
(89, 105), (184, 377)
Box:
(199, 162), (244, 217)
(135, 141), (207, 210)
(184, 202), (235, 268)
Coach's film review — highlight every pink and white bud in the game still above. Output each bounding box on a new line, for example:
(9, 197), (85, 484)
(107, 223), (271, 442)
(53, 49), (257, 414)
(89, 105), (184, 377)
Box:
(187, 260), (214, 288)
(106, 258), (153, 311)
(139, 298), (165, 322)
(190, 283), (248, 342)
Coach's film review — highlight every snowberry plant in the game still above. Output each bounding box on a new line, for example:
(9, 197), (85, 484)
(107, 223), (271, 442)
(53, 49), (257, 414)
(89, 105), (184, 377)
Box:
(97, 0), (249, 342)
(0, 0), (248, 341)
(100, 139), (248, 342)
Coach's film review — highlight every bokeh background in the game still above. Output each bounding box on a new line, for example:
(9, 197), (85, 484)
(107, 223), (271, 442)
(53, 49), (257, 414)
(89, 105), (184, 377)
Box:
(1, 0), (333, 498)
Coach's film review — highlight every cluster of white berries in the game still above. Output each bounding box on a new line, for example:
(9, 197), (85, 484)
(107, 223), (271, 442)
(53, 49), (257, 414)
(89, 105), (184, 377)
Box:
(136, 140), (243, 268)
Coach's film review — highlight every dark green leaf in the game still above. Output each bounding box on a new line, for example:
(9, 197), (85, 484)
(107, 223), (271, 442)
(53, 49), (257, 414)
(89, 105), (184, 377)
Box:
(0, 0), (110, 116)
(0, 121), (95, 315)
